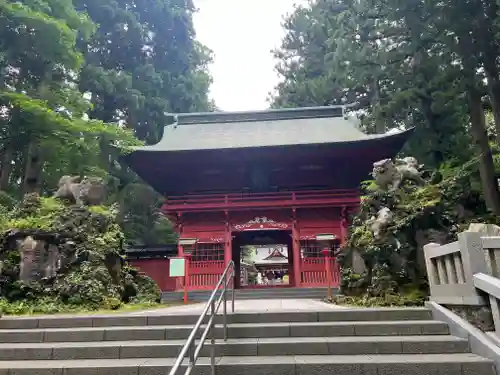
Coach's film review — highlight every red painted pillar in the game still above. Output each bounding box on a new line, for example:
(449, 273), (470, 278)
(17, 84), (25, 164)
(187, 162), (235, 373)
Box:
(321, 248), (333, 299)
(184, 254), (191, 304)
(177, 218), (184, 256)
(224, 235), (232, 265)
(224, 219), (232, 265)
(292, 223), (301, 287)
(340, 206), (349, 245)
(176, 218), (184, 290)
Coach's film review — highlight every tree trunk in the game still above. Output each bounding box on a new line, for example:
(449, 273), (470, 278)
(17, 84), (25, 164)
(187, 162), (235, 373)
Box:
(405, 12), (445, 166)
(467, 86), (500, 213)
(477, 0), (500, 143)
(23, 140), (43, 195)
(457, 30), (500, 213)
(99, 136), (111, 172)
(0, 145), (14, 191)
(419, 94), (444, 165)
(485, 72), (500, 143)
(372, 78), (385, 133)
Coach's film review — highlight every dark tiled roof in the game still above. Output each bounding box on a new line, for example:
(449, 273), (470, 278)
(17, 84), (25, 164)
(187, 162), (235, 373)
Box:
(132, 106), (404, 152)
(253, 246), (289, 265)
(122, 107), (415, 195)
(133, 117), (388, 152)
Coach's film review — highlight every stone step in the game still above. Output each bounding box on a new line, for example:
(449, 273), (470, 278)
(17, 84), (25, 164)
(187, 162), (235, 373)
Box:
(0, 307), (433, 329)
(161, 287), (333, 302)
(0, 320), (449, 343)
(0, 336), (470, 360)
(0, 354), (493, 375)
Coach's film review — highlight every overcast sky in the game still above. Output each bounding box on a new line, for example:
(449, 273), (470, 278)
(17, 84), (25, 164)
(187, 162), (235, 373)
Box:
(193, 0), (306, 111)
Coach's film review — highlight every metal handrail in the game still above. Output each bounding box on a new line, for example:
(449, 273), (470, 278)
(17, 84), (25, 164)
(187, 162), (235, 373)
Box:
(168, 260), (235, 375)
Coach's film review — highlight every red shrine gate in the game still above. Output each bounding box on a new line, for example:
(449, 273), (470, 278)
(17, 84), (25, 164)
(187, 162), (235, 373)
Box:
(163, 190), (358, 290)
(122, 105), (413, 292)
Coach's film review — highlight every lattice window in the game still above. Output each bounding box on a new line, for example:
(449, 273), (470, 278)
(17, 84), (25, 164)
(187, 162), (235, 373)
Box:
(300, 240), (322, 259)
(192, 243), (224, 261)
(332, 239), (341, 255)
(300, 239), (341, 259)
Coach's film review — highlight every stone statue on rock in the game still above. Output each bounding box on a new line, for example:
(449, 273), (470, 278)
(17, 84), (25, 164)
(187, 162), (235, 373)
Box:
(366, 207), (393, 239)
(372, 157), (425, 192)
(54, 176), (106, 206)
(1, 230), (62, 283)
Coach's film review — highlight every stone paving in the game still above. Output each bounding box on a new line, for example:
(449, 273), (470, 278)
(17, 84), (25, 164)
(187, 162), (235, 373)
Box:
(0, 299), (348, 320)
(130, 298), (349, 316)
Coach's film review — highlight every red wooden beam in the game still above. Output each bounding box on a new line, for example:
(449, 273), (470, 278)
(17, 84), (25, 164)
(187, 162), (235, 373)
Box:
(161, 189), (360, 213)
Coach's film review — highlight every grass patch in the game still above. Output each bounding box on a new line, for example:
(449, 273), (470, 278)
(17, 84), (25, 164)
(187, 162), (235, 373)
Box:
(325, 292), (427, 308)
(0, 298), (190, 316)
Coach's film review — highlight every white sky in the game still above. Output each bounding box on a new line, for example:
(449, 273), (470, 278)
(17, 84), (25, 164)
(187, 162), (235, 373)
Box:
(193, 0), (307, 111)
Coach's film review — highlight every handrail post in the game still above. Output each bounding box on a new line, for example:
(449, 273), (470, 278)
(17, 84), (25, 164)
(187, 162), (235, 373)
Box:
(167, 260), (235, 375)
(210, 299), (216, 375)
(231, 268), (235, 313)
(223, 272), (228, 341)
(188, 341), (195, 366)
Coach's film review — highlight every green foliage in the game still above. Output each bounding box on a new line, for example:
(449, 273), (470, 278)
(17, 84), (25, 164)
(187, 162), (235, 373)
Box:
(340, 159), (492, 299)
(74, 0), (213, 142)
(327, 289), (427, 307)
(270, 0), (500, 294)
(0, 193), (161, 311)
(0, 0), (207, 312)
(0, 192), (15, 210)
(0, 0), (203, 246)
(0, 0), (90, 74)
(117, 183), (177, 246)
(270, 0), (478, 169)
(0, 297), (161, 315)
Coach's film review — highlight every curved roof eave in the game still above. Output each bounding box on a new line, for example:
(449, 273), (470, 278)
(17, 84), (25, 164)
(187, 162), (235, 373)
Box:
(127, 127), (415, 154)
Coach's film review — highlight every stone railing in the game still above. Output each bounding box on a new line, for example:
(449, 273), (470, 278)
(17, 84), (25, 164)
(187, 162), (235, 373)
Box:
(424, 231), (500, 332)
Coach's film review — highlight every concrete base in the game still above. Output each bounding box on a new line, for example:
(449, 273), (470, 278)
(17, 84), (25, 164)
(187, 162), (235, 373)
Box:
(427, 301), (500, 373)
(161, 287), (336, 302)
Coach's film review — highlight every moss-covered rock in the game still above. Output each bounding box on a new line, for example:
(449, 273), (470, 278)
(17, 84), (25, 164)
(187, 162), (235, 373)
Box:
(0, 192), (160, 311)
(340, 159), (494, 300)
(446, 304), (494, 331)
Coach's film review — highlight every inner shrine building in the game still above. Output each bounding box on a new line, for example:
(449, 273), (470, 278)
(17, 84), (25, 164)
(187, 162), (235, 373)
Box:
(123, 106), (413, 291)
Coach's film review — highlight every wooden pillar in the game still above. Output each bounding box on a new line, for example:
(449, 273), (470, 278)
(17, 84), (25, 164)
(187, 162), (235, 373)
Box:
(175, 214), (184, 290)
(224, 212), (232, 265)
(292, 212), (301, 287)
(340, 206), (349, 245)
(177, 214), (184, 257)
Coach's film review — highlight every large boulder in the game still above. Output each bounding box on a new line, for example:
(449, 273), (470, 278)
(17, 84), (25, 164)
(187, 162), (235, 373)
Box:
(0, 188), (160, 310)
(341, 156), (487, 300)
(54, 176), (106, 206)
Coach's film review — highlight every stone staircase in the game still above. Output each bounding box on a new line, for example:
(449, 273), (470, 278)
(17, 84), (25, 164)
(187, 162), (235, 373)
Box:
(0, 307), (495, 374)
(161, 286), (332, 302)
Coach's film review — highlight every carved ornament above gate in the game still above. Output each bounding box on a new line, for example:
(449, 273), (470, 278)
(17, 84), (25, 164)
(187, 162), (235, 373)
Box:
(210, 237), (224, 243)
(197, 237), (224, 244)
(233, 216), (289, 231)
